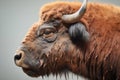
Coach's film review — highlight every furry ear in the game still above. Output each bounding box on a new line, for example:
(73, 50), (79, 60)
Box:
(69, 22), (90, 43)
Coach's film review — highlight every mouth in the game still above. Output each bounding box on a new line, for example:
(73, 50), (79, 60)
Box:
(21, 57), (46, 77)
(22, 60), (46, 78)
(22, 68), (40, 77)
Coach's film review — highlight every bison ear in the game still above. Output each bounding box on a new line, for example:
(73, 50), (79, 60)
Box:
(69, 22), (90, 43)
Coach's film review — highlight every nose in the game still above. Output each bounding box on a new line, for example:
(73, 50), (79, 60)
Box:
(14, 50), (28, 68)
(14, 51), (24, 62)
(14, 51), (22, 61)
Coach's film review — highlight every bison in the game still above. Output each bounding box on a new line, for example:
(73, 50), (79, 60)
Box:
(14, 0), (120, 80)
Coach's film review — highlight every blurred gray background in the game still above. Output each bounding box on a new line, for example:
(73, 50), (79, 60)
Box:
(0, 0), (120, 80)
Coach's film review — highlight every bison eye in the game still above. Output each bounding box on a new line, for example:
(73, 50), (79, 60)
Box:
(39, 28), (56, 36)
(44, 28), (56, 35)
(38, 28), (57, 42)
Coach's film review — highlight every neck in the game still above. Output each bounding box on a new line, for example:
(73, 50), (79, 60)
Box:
(65, 42), (89, 78)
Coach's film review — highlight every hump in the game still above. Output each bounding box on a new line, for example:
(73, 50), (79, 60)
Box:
(39, 1), (120, 22)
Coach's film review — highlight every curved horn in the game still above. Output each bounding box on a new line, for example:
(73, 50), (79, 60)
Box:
(62, 0), (88, 23)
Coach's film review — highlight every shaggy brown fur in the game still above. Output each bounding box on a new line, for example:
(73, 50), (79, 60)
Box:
(18, 1), (120, 80)
(23, 2), (120, 43)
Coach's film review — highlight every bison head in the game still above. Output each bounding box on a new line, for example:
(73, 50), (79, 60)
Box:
(14, 0), (90, 77)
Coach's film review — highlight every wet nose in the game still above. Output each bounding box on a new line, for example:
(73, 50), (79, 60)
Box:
(14, 51), (22, 61)
(14, 51), (24, 61)
(14, 50), (28, 68)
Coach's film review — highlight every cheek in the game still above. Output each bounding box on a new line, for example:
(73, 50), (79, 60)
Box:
(34, 39), (55, 58)
(50, 38), (71, 54)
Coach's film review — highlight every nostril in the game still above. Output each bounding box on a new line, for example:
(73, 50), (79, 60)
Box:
(14, 53), (22, 61)
(14, 50), (25, 62)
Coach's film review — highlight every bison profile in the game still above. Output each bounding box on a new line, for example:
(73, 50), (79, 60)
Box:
(14, 0), (120, 80)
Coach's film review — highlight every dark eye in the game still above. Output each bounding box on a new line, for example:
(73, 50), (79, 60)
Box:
(38, 28), (57, 42)
(39, 28), (56, 37)
(37, 24), (58, 42)
(44, 28), (56, 35)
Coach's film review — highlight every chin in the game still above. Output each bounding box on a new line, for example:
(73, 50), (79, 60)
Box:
(22, 68), (41, 77)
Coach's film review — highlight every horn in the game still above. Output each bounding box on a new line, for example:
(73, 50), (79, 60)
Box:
(61, 0), (88, 23)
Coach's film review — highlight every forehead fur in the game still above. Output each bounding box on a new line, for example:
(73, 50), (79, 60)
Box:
(40, 1), (82, 22)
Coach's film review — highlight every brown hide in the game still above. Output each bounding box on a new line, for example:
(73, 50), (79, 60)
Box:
(21, 1), (120, 80)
